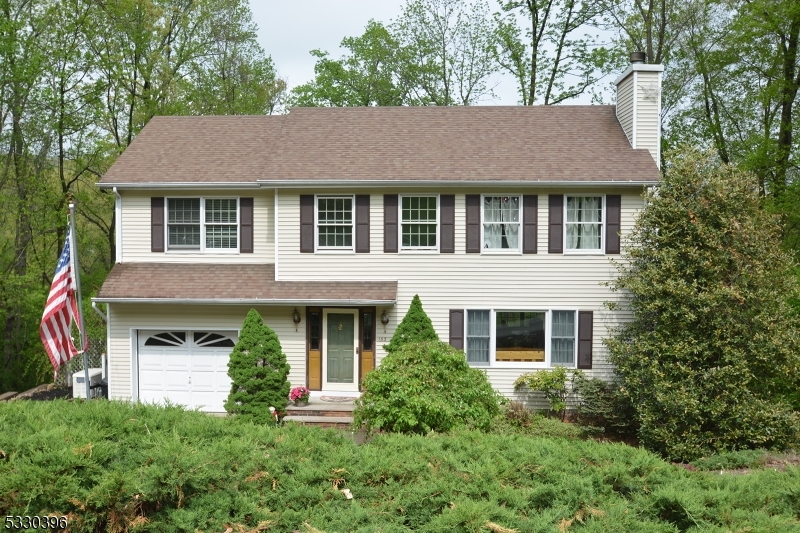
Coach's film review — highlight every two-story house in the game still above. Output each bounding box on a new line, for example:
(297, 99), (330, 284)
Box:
(94, 56), (663, 412)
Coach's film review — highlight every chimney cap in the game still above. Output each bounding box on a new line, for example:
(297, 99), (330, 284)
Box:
(631, 51), (646, 64)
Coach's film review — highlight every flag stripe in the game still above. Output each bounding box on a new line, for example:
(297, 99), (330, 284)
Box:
(40, 227), (84, 374)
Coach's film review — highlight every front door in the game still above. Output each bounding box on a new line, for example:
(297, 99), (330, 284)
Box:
(322, 310), (359, 392)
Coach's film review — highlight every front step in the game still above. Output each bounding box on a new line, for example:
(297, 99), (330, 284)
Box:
(284, 400), (355, 429)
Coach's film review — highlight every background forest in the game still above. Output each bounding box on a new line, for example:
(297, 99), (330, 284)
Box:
(1, 0), (798, 393)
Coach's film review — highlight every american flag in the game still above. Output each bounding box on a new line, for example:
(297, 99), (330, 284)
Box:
(40, 228), (84, 373)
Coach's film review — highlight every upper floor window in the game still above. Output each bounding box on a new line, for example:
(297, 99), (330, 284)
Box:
(401, 195), (438, 250)
(483, 195), (520, 251)
(565, 196), (603, 251)
(317, 196), (353, 250)
(167, 197), (238, 251)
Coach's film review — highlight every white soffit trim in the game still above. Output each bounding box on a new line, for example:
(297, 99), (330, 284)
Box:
(614, 63), (665, 86)
(92, 297), (397, 306)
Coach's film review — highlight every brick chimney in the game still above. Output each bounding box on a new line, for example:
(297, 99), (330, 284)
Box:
(615, 52), (664, 168)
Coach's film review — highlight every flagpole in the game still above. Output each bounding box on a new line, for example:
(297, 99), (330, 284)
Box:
(69, 202), (91, 400)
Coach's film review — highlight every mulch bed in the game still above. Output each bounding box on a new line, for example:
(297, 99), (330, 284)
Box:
(10, 385), (72, 402)
(27, 386), (72, 401)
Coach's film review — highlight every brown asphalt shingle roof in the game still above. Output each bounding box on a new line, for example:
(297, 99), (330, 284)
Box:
(99, 106), (659, 185)
(96, 263), (397, 303)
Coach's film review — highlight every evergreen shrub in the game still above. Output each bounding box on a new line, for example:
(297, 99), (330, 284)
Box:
(224, 309), (290, 422)
(353, 340), (502, 433)
(606, 149), (800, 461)
(383, 294), (438, 354)
(572, 375), (638, 436)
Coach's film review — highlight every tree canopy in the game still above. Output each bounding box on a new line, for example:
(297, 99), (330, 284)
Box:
(0, 0), (284, 393)
(606, 149), (800, 461)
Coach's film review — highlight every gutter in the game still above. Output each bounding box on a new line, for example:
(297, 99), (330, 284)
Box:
(98, 182), (262, 190)
(92, 297), (397, 306)
(253, 180), (658, 189)
(98, 180), (658, 190)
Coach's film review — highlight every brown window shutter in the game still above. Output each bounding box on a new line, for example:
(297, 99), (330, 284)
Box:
(548, 194), (563, 254)
(440, 194), (455, 253)
(300, 195), (314, 253)
(449, 309), (464, 350)
(355, 195), (370, 253)
(151, 197), (164, 252)
(384, 194), (398, 253)
(522, 195), (538, 254)
(465, 194), (480, 253)
(577, 311), (593, 369)
(605, 195), (621, 254)
(239, 198), (254, 253)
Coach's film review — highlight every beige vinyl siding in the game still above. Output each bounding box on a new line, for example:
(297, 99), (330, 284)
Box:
(634, 70), (661, 165)
(277, 189), (642, 401)
(107, 304), (305, 401)
(119, 189), (274, 263)
(616, 75), (634, 146)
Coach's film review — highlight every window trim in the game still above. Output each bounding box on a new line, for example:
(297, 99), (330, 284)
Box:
(480, 194), (523, 254)
(464, 308), (579, 368)
(563, 194), (605, 255)
(165, 196), (240, 253)
(315, 194), (356, 253)
(398, 194), (440, 253)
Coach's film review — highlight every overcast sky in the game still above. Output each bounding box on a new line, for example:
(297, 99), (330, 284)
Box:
(248, 0), (524, 106)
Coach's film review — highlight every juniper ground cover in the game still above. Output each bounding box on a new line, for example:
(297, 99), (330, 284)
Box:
(0, 400), (798, 532)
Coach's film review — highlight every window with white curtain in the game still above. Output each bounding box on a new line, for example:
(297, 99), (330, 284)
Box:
(483, 196), (520, 251)
(464, 309), (577, 367)
(565, 196), (603, 251)
(466, 310), (490, 365)
(550, 311), (576, 365)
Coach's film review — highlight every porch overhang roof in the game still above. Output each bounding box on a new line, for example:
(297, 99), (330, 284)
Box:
(95, 263), (397, 306)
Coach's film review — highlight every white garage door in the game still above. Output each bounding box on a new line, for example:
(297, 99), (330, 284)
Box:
(138, 330), (238, 412)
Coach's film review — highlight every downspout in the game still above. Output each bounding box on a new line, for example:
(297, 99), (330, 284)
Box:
(274, 188), (279, 281)
(91, 300), (108, 322)
(91, 300), (109, 384)
(113, 187), (122, 263)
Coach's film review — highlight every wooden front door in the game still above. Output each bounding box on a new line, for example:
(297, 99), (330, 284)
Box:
(322, 310), (359, 392)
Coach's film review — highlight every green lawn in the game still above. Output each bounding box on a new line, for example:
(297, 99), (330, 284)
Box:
(0, 400), (798, 533)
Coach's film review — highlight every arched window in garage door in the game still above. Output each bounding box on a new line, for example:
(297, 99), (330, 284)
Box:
(144, 332), (187, 347)
(194, 332), (235, 348)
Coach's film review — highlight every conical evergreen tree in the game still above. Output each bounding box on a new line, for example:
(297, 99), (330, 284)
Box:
(383, 295), (439, 354)
(225, 309), (291, 422)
